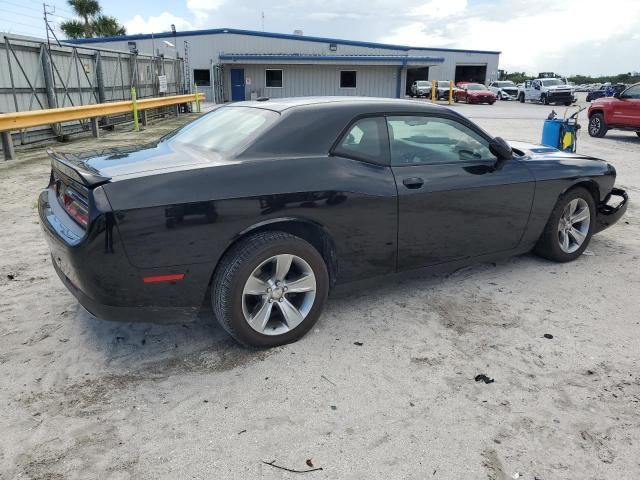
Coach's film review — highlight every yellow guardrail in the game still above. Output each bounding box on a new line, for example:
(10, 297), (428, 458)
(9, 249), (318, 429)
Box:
(0, 92), (205, 132)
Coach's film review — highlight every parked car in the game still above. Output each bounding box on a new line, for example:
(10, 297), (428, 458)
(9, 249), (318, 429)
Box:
(587, 82), (640, 137)
(586, 84), (626, 102)
(488, 80), (519, 100)
(39, 97), (628, 347)
(518, 78), (575, 105)
(454, 83), (497, 104)
(436, 80), (454, 100)
(410, 80), (430, 97)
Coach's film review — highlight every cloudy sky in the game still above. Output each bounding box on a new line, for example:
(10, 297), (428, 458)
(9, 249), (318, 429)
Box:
(2, 0), (639, 75)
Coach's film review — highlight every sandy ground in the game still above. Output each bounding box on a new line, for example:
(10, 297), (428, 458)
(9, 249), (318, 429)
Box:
(1, 96), (639, 480)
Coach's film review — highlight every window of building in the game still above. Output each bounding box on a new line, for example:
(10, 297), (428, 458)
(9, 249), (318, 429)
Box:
(340, 70), (357, 89)
(193, 69), (211, 86)
(265, 69), (283, 88)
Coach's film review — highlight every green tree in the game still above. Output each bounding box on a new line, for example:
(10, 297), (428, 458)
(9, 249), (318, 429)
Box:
(60, 0), (126, 39)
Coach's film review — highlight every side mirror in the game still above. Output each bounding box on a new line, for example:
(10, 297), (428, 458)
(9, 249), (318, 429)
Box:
(490, 137), (512, 170)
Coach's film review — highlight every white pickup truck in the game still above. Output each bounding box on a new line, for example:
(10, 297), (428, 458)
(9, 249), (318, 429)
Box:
(518, 78), (576, 105)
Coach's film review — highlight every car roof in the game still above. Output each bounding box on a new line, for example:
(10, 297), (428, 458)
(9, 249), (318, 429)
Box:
(227, 96), (447, 113)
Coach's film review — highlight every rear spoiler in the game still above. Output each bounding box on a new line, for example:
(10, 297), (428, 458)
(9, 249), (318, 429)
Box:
(47, 149), (111, 187)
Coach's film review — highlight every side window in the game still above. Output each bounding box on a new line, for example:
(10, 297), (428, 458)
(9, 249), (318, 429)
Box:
(334, 117), (387, 164)
(387, 116), (497, 166)
(622, 85), (640, 99)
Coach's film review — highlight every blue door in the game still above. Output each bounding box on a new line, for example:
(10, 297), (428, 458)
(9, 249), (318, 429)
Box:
(230, 69), (245, 101)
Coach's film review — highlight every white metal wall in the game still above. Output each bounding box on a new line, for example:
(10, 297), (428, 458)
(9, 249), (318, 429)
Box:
(225, 64), (398, 99)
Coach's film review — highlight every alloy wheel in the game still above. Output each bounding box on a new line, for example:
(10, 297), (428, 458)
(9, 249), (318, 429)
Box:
(242, 254), (317, 335)
(557, 198), (590, 253)
(589, 117), (601, 136)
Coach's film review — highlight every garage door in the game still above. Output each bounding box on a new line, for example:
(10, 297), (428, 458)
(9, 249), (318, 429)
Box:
(455, 65), (487, 84)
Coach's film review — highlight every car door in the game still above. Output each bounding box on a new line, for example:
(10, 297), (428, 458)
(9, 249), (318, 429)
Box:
(388, 114), (536, 270)
(614, 84), (640, 126)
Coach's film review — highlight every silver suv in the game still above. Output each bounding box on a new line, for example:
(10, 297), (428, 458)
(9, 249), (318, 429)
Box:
(410, 80), (430, 97)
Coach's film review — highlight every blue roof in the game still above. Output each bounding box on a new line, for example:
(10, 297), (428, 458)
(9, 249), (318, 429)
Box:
(219, 54), (445, 63)
(68, 27), (501, 55)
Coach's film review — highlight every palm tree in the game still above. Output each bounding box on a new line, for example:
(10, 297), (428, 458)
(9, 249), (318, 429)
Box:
(93, 15), (126, 37)
(60, 0), (126, 39)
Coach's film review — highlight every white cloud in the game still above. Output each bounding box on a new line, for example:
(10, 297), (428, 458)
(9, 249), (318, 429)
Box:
(411, 0), (467, 18)
(187, 0), (226, 22)
(381, 0), (640, 75)
(124, 12), (194, 35)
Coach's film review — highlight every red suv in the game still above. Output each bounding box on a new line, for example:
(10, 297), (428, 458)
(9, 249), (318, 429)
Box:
(588, 82), (640, 138)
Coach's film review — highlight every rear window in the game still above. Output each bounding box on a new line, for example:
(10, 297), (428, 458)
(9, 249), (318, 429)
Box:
(167, 107), (278, 153)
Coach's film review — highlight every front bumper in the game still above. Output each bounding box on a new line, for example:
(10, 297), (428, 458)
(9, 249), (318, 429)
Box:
(546, 91), (574, 103)
(595, 188), (628, 233)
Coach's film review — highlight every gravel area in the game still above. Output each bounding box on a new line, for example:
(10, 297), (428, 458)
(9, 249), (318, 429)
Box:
(1, 96), (638, 480)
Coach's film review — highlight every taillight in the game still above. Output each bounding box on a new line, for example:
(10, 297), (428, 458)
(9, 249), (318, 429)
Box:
(55, 180), (89, 227)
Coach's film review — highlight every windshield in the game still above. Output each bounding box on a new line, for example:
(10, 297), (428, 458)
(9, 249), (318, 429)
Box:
(438, 81), (450, 87)
(166, 107), (278, 153)
(466, 84), (486, 90)
(416, 81), (429, 87)
(496, 81), (516, 87)
(541, 79), (564, 86)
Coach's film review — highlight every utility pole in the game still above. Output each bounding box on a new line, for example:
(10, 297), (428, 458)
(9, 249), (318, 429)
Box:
(184, 40), (191, 94)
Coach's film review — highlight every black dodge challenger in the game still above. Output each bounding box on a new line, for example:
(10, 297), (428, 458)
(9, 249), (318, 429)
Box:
(38, 97), (628, 347)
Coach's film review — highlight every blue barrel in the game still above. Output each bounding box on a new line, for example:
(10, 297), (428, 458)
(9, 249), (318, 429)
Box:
(541, 119), (563, 148)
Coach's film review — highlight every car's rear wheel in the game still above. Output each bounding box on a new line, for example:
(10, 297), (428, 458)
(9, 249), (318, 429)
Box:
(588, 113), (607, 137)
(212, 231), (329, 347)
(534, 187), (595, 262)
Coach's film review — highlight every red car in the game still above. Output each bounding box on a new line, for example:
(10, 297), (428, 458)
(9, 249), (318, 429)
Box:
(454, 83), (496, 104)
(588, 83), (640, 138)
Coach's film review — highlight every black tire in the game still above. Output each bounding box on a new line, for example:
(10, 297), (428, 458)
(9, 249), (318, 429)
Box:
(489, 101), (495, 105)
(465, 95), (470, 104)
(635, 132), (640, 137)
(211, 231), (329, 347)
(588, 113), (607, 137)
(534, 187), (596, 263)
(519, 93), (525, 103)
(454, 95), (459, 103)
(564, 101), (572, 106)
(542, 94), (549, 105)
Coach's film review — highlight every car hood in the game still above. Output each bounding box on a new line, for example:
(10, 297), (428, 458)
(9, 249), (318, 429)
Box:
(50, 141), (233, 182)
(545, 85), (572, 91)
(508, 140), (605, 162)
(467, 90), (494, 95)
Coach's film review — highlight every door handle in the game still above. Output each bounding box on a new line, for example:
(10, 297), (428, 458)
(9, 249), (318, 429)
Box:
(402, 177), (424, 189)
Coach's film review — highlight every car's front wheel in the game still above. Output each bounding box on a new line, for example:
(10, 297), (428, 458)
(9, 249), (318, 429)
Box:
(534, 187), (595, 262)
(519, 93), (525, 103)
(541, 94), (549, 105)
(588, 113), (607, 137)
(212, 231), (329, 347)
(635, 131), (640, 137)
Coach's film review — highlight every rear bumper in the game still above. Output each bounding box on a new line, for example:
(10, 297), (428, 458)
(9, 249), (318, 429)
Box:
(595, 188), (628, 233)
(38, 189), (209, 323)
(50, 257), (198, 323)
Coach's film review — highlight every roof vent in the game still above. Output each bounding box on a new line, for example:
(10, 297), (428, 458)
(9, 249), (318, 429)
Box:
(293, 29), (303, 36)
